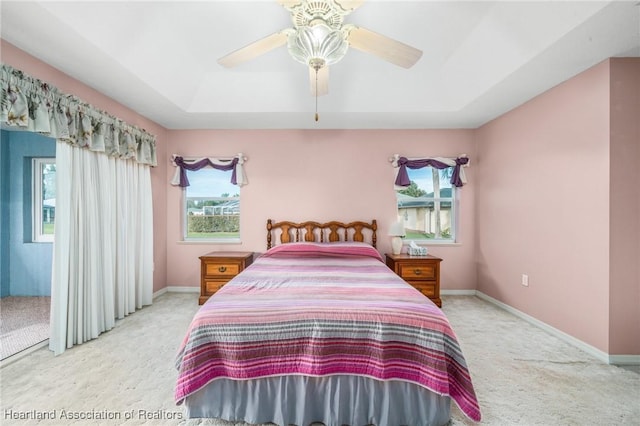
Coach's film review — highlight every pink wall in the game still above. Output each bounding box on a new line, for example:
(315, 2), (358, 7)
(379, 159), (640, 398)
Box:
(475, 58), (640, 356)
(1, 40), (169, 292)
(165, 129), (477, 291)
(475, 61), (612, 352)
(609, 58), (640, 354)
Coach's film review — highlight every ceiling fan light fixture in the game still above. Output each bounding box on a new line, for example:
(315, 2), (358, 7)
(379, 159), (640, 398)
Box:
(218, 1), (422, 123)
(287, 23), (349, 68)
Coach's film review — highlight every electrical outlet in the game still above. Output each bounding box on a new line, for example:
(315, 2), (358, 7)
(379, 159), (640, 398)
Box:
(521, 274), (529, 287)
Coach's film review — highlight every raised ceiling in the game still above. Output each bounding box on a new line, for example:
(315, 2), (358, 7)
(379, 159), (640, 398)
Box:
(1, 1), (639, 129)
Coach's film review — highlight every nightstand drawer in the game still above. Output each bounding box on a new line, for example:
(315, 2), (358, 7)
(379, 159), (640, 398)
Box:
(411, 283), (436, 297)
(398, 263), (437, 280)
(205, 280), (227, 294)
(205, 262), (240, 277)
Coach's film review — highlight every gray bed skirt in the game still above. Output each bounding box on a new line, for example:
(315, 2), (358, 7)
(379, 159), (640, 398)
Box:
(184, 374), (451, 426)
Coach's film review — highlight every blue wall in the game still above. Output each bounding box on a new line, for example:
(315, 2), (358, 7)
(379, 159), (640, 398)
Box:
(0, 131), (8, 297)
(0, 130), (56, 297)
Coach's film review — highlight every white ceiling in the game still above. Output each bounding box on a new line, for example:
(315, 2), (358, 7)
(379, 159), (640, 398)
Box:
(1, 1), (639, 130)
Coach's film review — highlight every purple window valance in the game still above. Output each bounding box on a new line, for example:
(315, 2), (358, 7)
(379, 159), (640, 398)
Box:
(393, 155), (469, 188)
(170, 154), (248, 187)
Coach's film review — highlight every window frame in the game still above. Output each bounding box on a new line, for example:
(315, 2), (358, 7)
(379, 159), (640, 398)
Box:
(32, 157), (56, 243)
(181, 167), (241, 243)
(395, 166), (458, 244)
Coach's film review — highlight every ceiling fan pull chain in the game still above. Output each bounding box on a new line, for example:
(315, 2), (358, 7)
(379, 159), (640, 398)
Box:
(315, 67), (319, 122)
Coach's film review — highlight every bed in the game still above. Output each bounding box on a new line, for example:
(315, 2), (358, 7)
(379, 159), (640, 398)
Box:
(175, 220), (481, 425)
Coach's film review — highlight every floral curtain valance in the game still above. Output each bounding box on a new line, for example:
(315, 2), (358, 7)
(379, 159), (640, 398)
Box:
(391, 154), (470, 188)
(170, 154), (248, 187)
(0, 63), (157, 166)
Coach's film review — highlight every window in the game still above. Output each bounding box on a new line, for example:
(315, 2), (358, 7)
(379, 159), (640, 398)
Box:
(396, 166), (456, 243)
(33, 158), (56, 242)
(184, 168), (240, 241)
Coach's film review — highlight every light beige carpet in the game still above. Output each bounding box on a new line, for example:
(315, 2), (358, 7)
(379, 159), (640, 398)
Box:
(0, 296), (51, 360)
(0, 293), (638, 425)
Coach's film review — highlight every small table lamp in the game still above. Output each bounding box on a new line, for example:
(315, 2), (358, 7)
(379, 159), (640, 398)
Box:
(388, 221), (406, 255)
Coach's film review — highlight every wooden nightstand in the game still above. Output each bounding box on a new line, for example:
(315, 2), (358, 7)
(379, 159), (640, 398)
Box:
(385, 253), (443, 307)
(199, 251), (254, 304)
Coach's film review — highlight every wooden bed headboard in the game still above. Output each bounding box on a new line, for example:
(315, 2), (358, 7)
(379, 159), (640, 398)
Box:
(266, 219), (378, 250)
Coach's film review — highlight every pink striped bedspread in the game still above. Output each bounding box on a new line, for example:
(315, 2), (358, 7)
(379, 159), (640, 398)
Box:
(175, 242), (481, 422)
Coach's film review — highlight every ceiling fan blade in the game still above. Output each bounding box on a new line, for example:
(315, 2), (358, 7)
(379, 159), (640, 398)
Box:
(309, 66), (329, 97)
(335, 1), (366, 13)
(345, 26), (423, 68)
(276, 0), (303, 8)
(218, 31), (289, 68)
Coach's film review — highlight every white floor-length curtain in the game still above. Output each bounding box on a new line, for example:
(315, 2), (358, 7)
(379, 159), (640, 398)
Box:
(50, 141), (153, 355)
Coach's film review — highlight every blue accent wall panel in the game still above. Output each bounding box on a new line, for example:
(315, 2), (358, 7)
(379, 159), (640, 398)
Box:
(0, 131), (8, 297)
(4, 130), (56, 296)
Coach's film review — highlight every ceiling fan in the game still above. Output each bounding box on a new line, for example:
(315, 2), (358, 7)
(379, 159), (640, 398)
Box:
(217, 0), (423, 118)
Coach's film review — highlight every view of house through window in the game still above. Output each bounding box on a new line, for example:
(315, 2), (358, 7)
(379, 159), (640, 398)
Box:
(184, 168), (240, 240)
(396, 166), (456, 242)
(33, 158), (56, 242)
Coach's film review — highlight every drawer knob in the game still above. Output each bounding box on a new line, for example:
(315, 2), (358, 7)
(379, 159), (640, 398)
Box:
(414, 269), (422, 275)
(218, 266), (227, 273)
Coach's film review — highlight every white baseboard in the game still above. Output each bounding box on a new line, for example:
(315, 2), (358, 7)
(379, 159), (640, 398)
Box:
(153, 286), (199, 300)
(609, 354), (640, 365)
(154, 286), (199, 298)
(167, 286), (200, 293)
(441, 289), (477, 296)
(473, 291), (640, 365)
(152, 288), (168, 299)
